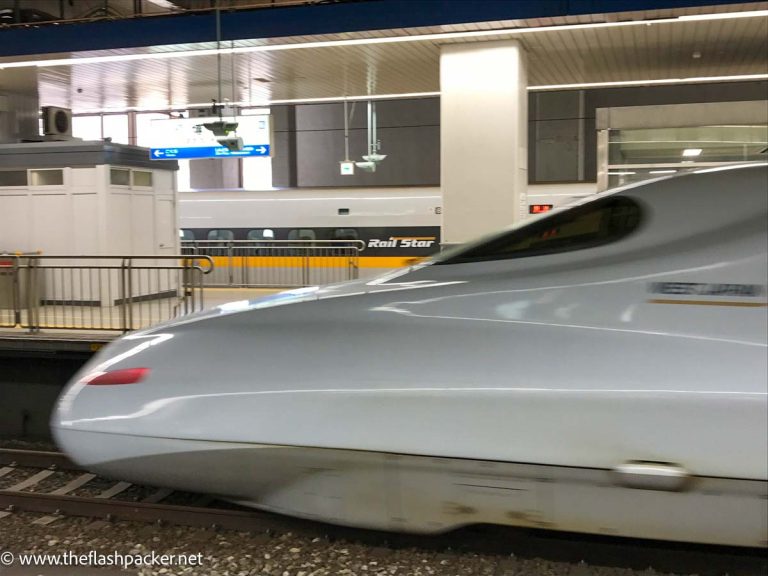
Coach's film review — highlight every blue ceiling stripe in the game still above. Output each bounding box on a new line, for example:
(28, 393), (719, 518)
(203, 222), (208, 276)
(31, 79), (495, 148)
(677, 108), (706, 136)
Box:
(0, 0), (753, 58)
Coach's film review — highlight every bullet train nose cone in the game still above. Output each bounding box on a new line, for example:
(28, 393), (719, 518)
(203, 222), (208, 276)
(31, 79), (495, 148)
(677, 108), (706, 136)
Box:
(51, 165), (768, 546)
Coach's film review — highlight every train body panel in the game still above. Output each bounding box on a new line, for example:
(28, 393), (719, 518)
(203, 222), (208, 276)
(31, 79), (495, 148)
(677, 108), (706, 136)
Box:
(47, 430), (768, 545)
(53, 165), (768, 546)
(179, 187), (444, 230)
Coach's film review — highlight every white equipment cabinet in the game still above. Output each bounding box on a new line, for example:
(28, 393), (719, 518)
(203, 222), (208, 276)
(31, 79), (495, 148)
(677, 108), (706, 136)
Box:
(0, 141), (179, 306)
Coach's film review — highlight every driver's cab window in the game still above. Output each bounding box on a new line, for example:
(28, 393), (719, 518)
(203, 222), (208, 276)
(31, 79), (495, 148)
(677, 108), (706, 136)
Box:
(438, 197), (642, 264)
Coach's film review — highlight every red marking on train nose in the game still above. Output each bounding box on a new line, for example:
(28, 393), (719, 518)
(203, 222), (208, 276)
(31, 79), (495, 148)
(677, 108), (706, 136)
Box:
(83, 367), (150, 385)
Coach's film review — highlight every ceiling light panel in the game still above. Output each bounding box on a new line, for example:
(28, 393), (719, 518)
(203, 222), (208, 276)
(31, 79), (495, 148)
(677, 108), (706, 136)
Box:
(9, 8), (766, 111)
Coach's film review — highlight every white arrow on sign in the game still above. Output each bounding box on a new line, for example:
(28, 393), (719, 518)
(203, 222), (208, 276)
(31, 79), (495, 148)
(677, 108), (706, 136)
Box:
(153, 150), (164, 157)
(256, 146), (267, 154)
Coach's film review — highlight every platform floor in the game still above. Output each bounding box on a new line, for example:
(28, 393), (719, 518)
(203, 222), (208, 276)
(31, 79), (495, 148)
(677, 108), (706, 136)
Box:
(200, 287), (282, 308)
(0, 287), (283, 350)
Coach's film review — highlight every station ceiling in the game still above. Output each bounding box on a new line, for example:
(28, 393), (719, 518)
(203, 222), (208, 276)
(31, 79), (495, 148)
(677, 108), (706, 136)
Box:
(0, 1), (766, 113)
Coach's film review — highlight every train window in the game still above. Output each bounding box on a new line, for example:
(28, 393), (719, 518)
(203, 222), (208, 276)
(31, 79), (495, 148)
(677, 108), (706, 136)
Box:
(180, 229), (195, 241)
(247, 229), (275, 240)
(288, 229), (316, 241)
(338, 208), (350, 215)
(331, 228), (358, 240)
(437, 197), (642, 265)
(207, 229), (235, 241)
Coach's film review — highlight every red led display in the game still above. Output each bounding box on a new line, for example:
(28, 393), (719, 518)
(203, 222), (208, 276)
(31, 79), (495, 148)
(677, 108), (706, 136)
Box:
(529, 204), (554, 214)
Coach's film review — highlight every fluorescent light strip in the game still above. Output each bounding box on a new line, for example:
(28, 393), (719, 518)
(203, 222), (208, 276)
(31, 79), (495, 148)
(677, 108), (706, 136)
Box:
(180, 196), (441, 202)
(73, 71), (768, 112)
(247, 92), (442, 106)
(263, 74), (768, 99)
(1, 10), (766, 70)
(74, 92), (443, 113)
(530, 74), (768, 91)
(678, 10), (768, 21)
(0, 49), (221, 69)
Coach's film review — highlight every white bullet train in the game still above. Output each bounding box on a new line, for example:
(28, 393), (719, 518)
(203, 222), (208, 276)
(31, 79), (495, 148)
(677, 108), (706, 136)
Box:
(52, 164), (768, 547)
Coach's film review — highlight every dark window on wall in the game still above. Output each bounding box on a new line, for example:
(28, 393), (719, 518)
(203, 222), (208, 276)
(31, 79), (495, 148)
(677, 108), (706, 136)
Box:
(110, 168), (130, 186)
(0, 170), (28, 186)
(30, 169), (64, 186)
(132, 170), (153, 187)
(437, 197), (642, 265)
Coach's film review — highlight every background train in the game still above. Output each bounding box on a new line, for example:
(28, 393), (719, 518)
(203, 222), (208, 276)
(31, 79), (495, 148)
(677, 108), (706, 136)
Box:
(178, 184), (595, 274)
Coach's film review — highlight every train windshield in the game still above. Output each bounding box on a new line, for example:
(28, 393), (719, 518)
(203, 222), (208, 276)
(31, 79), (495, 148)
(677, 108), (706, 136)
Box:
(435, 196), (642, 265)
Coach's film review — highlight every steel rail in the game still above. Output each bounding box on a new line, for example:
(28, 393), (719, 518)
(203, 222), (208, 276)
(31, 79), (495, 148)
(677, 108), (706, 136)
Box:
(0, 448), (79, 471)
(0, 448), (293, 531)
(0, 490), (289, 532)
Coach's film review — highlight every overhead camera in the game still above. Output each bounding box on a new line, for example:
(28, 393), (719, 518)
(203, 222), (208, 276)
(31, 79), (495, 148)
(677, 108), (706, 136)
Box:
(199, 118), (243, 151)
(217, 136), (244, 152)
(355, 153), (387, 173)
(354, 161), (377, 173)
(203, 120), (238, 137)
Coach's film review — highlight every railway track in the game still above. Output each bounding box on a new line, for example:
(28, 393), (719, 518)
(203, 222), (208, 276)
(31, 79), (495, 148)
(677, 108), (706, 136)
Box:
(0, 448), (290, 531)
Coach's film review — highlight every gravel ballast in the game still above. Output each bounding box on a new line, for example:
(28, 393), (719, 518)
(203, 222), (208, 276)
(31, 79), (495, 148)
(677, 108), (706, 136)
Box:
(1, 512), (765, 576)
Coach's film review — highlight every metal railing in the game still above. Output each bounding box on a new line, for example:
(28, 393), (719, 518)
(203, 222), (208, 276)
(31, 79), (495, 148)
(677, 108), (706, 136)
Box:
(181, 239), (364, 287)
(0, 255), (213, 333)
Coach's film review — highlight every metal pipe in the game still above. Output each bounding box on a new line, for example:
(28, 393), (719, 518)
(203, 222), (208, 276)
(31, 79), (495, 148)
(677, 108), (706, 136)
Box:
(372, 100), (378, 153)
(216, 2), (222, 105)
(230, 41), (237, 107)
(11, 256), (20, 327)
(343, 100), (350, 161)
(119, 259), (127, 332)
(367, 100), (374, 157)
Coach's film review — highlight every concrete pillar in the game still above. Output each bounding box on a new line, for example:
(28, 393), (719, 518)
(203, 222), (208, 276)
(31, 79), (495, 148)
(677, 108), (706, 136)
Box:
(440, 40), (528, 246)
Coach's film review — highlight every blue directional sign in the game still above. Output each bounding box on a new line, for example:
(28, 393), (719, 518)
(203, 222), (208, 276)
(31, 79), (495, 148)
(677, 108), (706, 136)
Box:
(150, 145), (270, 160)
(148, 114), (272, 161)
